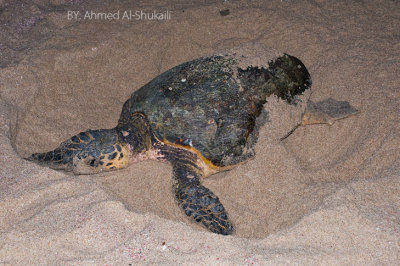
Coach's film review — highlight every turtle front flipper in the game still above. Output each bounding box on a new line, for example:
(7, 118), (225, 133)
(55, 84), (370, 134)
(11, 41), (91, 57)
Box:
(27, 128), (130, 174)
(172, 161), (233, 235)
(302, 98), (359, 126)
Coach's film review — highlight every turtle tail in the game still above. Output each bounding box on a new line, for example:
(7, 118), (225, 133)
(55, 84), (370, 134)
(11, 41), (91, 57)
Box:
(27, 128), (130, 174)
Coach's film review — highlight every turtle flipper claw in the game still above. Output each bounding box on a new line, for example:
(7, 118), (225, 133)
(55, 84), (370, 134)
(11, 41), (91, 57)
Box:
(172, 163), (234, 235)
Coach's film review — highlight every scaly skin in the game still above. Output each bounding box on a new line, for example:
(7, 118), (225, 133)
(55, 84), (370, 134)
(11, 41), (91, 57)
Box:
(28, 113), (234, 234)
(28, 129), (130, 174)
(172, 161), (233, 235)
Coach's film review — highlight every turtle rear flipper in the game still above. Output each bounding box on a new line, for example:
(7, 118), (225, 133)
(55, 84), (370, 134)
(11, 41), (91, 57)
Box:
(302, 98), (359, 126)
(172, 162), (234, 235)
(27, 128), (129, 174)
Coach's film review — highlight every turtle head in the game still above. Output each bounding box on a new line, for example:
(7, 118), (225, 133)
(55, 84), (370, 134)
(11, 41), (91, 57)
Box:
(117, 112), (152, 153)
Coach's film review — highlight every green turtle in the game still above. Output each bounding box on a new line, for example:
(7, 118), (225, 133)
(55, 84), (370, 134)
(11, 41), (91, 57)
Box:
(27, 45), (358, 235)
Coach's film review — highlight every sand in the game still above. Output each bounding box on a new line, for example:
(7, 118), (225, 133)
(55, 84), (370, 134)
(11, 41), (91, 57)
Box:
(1, 0), (399, 264)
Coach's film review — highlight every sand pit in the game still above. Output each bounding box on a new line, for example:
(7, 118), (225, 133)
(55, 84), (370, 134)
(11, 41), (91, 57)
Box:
(1, 0), (399, 264)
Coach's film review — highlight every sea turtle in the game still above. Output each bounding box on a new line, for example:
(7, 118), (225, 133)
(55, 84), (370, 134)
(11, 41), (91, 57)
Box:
(27, 45), (357, 235)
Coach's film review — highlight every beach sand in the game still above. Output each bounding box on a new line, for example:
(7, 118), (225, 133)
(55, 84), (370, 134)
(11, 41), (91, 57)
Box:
(0, 0), (399, 264)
